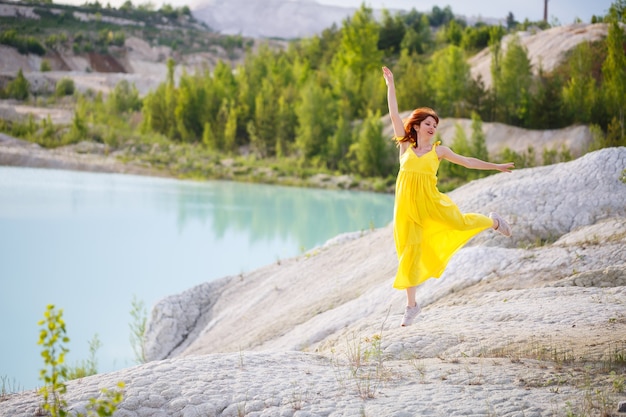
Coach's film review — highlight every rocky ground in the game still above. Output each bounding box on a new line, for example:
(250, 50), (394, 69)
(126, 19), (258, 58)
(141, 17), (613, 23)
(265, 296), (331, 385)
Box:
(1, 147), (625, 417)
(0, 133), (161, 177)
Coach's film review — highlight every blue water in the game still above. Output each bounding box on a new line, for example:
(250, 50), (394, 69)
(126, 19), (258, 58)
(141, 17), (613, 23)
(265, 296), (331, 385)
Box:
(0, 166), (394, 391)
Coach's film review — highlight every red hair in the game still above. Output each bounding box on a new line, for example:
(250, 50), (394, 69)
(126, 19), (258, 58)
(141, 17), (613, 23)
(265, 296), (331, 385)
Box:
(396, 107), (439, 147)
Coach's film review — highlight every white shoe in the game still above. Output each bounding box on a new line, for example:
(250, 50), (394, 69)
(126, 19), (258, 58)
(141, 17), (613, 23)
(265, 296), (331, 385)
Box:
(401, 304), (421, 327)
(490, 212), (512, 237)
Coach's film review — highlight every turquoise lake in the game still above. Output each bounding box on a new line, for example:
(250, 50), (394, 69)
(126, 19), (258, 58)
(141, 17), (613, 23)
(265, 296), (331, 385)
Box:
(0, 166), (394, 391)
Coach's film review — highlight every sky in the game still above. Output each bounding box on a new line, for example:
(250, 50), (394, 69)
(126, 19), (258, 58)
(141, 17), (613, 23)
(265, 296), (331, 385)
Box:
(317, 0), (614, 24)
(54, 0), (615, 25)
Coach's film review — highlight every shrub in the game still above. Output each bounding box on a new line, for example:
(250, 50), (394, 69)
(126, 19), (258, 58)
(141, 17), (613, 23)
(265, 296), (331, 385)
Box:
(55, 78), (75, 97)
(37, 305), (125, 417)
(37, 304), (69, 417)
(40, 59), (52, 72)
(6, 69), (30, 100)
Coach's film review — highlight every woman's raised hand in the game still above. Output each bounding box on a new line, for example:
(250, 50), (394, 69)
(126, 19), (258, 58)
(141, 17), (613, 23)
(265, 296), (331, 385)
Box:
(382, 66), (394, 86)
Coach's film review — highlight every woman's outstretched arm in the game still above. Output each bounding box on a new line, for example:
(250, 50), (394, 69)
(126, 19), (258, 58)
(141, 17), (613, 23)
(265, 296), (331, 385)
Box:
(439, 145), (515, 173)
(382, 66), (405, 139)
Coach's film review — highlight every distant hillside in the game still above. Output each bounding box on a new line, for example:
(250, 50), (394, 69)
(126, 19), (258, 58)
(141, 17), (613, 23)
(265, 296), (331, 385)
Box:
(0, 0), (284, 95)
(192, 0), (356, 39)
(190, 0), (503, 39)
(469, 23), (610, 88)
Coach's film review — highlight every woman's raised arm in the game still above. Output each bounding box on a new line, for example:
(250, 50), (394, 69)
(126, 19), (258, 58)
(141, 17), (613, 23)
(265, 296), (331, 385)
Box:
(382, 66), (405, 139)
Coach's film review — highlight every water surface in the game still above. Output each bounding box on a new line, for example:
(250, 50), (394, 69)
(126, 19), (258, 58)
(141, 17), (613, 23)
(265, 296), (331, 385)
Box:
(0, 166), (394, 390)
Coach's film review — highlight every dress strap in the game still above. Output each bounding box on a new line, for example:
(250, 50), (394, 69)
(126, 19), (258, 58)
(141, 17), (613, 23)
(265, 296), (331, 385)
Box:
(432, 140), (441, 148)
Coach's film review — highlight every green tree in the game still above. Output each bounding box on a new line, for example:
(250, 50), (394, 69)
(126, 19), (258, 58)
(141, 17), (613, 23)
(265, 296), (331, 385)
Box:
(295, 78), (335, 159)
(470, 112), (488, 160)
(211, 61), (237, 114)
(444, 19), (464, 46)
(488, 26), (506, 121)
(530, 68), (566, 129)
(393, 50), (428, 114)
(7, 68), (29, 100)
(460, 24), (491, 52)
(223, 103), (238, 153)
(601, 7), (626, 143)
(494, 34), (532, 125)
(164, 58), (178, 139)
(275, 88), (298, 158)
(506, 12), (518, 29)
(248, 78), (277, 157)
(429, 5), (454, 27)
(400, 14), (432, 54)
(142, 84), (168, 134)
(378, 9), (405, 55)
(350, 110), (388, 177)
(107, 80), (141, 114)
(202, 121), (218, 150)
(469, 112), (490, 179)
(327, 98), (354, 170)
(428, 45), (471, 117)
(175, 71), (207, 142)
(444, 122), (472, 179)
(330, 4), (382, 120)
(142, 58), (178, 138)
(562, 41), (597, 124)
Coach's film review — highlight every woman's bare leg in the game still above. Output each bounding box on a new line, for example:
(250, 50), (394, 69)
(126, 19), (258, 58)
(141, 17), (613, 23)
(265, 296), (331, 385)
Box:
(406, 286), (417, 307)
(401, 286), (421, 326)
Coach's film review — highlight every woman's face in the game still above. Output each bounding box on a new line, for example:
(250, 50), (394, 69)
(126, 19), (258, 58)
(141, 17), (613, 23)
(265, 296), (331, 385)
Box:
(414, 116), (438, 141)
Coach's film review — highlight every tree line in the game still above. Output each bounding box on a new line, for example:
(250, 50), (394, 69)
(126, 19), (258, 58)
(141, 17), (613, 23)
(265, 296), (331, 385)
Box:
(139, 1), (626, 180)
(1, 1), (625, 189)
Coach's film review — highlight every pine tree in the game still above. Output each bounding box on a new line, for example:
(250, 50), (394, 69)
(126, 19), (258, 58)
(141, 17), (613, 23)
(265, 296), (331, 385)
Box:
(295, 78), (335, 160)
(429, 45), (471, 117)
(562, 42), (597, 124)
(350, 110), (387, 177)
(494, 34), (532, 125)
(7, 68), (29, 100)
(601, 6), (626, 144)
(330, 4), (382, 120)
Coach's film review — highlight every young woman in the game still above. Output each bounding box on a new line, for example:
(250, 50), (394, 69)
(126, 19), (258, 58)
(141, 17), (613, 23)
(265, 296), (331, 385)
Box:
(382, 66), (515, 327)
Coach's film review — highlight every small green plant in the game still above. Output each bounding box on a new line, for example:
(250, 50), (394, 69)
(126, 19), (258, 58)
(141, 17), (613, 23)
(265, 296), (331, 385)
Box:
(67, 334), (102, 380)
(129, 295), (147, 364)
(1, 375), (22, 402)
(331, 307), (392, 399)
(611, 371), (625, 393)
(83, 383), (125, 417)
(37, 305), (125, 417)
(38, 304), (70, 417)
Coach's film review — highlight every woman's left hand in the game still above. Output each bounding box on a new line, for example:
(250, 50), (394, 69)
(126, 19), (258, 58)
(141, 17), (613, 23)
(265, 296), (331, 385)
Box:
(495, 162), (515, 173)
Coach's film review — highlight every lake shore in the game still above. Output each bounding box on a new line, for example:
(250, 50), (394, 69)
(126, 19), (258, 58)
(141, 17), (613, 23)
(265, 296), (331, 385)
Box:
(0, 132), (394, 193)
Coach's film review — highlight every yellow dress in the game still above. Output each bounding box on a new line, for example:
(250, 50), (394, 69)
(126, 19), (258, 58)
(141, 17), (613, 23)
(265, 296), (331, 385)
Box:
(393, 141), (493, 290)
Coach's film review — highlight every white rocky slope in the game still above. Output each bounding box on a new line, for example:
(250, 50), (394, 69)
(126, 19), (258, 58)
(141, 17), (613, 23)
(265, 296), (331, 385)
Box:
(3, 147), (624, 417)
(144, 147), (626, 361)
(385, 114), (594, 164)
(469, 23), (610, 89)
